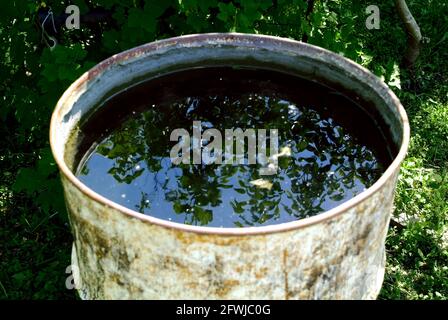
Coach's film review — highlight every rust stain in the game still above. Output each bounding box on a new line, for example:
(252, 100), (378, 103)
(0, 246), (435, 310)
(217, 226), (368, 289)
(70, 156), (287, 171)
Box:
(71, 213), (110, 259)
(117, 248), (131, 272)
(255, 267), (268, 280)
(304, 263), (324, 292)
(283, 249), (289, 299)
(215, 280), (240, 297)
(160, 255), (192, 279)
(110, 273), (126, 287)
(174, 231), (247, 246)
(186, 282), (199, 290)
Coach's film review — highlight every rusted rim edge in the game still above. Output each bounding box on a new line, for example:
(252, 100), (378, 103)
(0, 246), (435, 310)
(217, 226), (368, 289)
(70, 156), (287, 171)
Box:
(50, 33), (410, 236)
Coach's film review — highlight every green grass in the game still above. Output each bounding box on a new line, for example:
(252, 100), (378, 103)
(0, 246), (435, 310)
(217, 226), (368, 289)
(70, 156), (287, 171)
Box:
(0, 135), (75, 300)
(376, 0), (448, 299)
(0, 0), (447, 300)
(379, 85), (448, 299)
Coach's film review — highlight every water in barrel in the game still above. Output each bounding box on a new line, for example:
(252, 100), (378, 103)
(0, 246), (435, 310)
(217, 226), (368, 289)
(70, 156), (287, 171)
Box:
(75, 67), (392, 227)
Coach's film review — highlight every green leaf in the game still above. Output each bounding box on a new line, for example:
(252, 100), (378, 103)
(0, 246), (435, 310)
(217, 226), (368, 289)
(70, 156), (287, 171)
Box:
(234, 188), (246, 194)
(193, 206), (213, 225)
(217, 3), (236, 22)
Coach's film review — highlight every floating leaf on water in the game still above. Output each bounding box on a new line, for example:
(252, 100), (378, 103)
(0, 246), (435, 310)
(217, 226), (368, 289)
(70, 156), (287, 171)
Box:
(250, 179), (273, 190)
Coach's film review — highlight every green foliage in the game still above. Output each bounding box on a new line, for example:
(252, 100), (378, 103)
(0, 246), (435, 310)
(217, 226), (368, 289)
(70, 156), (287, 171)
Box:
(13, 148), (65, 214)
(377, 0), (448, 299)
(0, 0), (447, 299)
(2, 0), (371, 226)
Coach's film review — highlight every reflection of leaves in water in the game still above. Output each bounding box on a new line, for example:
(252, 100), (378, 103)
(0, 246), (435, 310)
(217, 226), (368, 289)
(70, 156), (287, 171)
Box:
(78, 85), (384, 227)
(136, 192), (151, 213)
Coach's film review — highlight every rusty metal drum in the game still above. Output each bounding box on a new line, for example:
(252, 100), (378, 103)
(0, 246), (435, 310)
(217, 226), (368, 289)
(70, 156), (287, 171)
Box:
(50, 33), (410, 299)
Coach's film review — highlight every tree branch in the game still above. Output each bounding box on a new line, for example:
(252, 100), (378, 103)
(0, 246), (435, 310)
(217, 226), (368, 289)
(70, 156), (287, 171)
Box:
(395, 0), (422, 68)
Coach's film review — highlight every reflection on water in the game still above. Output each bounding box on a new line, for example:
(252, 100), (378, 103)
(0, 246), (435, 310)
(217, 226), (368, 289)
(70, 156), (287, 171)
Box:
(76, 67), (388, 227)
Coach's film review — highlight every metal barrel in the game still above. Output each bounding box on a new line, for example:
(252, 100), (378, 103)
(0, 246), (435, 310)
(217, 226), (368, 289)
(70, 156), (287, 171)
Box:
(50, 33), (410, 299)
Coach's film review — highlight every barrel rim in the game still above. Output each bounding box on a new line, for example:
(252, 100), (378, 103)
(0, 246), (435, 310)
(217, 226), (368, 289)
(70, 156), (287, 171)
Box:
(50, 33), (410, 236)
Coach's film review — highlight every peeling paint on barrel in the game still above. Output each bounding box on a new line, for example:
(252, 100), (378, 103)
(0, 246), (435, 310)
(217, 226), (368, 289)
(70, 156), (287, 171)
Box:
(50, 33), (409, 300)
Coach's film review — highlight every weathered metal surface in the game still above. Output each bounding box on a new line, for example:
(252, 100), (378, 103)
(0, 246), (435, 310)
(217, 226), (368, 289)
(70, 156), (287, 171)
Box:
(50, 33), (410, 300)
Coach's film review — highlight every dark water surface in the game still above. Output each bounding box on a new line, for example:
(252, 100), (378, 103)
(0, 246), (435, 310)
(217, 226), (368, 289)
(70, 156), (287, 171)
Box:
(75, 67), (392, 227)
